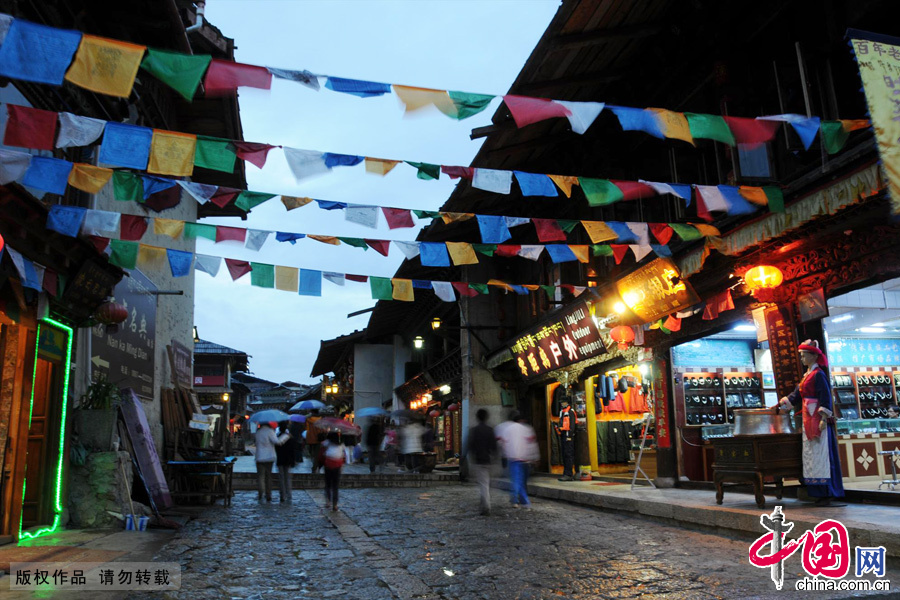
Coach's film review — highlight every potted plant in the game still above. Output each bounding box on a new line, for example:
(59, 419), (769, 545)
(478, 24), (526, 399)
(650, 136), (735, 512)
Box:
(73, 375), (121, 451)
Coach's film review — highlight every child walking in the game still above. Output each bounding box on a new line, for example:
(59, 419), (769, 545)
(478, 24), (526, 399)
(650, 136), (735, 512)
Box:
(317, 431), (345, 511)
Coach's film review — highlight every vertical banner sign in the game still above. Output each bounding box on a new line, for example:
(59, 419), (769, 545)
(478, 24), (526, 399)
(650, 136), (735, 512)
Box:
(764, 305), (801, 400)
(653, 357), (671, 448)
(848, 30), (900, 212)
(444, 416), (453, 452)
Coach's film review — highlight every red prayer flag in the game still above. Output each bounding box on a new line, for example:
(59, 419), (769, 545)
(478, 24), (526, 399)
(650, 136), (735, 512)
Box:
(225, 258), (252, 281)
(88, 236), (110, 254)
(4, 105), (58, 151)
(532, 218), (567, 242)
(663, 315), (682, 331)
(694, 191), (714, 222)
(722, 116), (779, 146)
(231, 142), (278, 169)
(452, 282), (479, 297)
(611, 244), (629, 264)
(43, 268), (58, 297)
(610, 180), (656, 201)
(701, 301), (718, 321)
(650, 223), (674, 245)
(441, 165), (474, 179)
(365, 239), (390, 257)
(216, 225), (247, 244)
(204, 59), (272, 97)
(209, 187), (239, 208)
(143, 185), (181, 212)
(717, 289), (735, 312)
(503, 95), (571, 128)
(345, 274), (368, 282)
(494, 244), (521, 258)
(381, 208), (415, 229)
(120, 215), (148, 241)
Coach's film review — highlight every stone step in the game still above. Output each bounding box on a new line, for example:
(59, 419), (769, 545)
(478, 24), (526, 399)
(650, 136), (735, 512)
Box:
(233, 472), (458, 490)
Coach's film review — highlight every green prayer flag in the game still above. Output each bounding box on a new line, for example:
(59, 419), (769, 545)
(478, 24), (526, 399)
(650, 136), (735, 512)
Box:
(820, 121), (849, 155)
(370, 276), (393, 300)
(413, 210), (441, 219)
(659, 321), (671, 335)
(56, 273), (67, 298)
(473, 244), (497, 256)
(579, 178), (624, 207)
(140, 48), (212, 101)
(684, 113), (735, 146)
(668, 223), (703, 242)
(338, 237), (368, 249)
(109, 240), (138, 269)
(250, 262), (275, 288)
(763, 186), (785, 213)
(558, 219), (579, 233)
(405, 161), (440, 180)
(235, 191), (276, 212)
(184, 222), (217, 241)
(469, 283), (489, 295)
(591, 244), (613, 256)
(194, 135), (237, 173)
(540, 285), (556, 299)
(112, 171), (143, 202)
(447, 91), (495, 120)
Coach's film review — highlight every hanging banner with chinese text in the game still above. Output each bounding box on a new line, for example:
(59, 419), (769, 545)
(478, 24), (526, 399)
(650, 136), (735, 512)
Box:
(764, 304), (800, 401)
(615, 258), (699, 323)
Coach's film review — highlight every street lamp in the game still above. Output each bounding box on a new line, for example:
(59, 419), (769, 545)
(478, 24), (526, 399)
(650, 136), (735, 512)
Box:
(193, 326), (200, 343)
(413, 336), (424, 349)
(221, 393), (230, 402)
(431, 317), (441, 330)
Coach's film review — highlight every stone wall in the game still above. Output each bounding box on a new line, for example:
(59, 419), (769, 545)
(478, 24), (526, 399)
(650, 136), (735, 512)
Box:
(68, 451), (148, 529)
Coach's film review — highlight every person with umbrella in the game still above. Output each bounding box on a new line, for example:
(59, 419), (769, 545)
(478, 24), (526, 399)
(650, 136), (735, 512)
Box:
(253, 417), (291, 504)
(365, 417), (385, 473)
(275, 421), (300, 504)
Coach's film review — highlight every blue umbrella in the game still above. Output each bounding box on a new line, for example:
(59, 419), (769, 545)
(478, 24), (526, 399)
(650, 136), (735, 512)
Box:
(290, 399), (326, 412)
(289, 414), (307, 423)
(248, 409), (291, 424)
(356, 407), (387, 418)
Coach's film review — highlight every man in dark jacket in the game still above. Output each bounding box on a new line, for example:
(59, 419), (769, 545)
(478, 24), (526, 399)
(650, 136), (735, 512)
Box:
(555, 398), (577, 481)
(466, 409), (498, 515)
(275, 422), (300, 504)
(366, 418), (385, 473)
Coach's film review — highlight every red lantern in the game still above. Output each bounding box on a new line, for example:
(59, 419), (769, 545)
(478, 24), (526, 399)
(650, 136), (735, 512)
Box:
(446, 403), (460, 412)
(610, 325), (635, 350)
(744, 265), (783, 292)
(429, 410), (441, 418)
(94, 301), (128, 325)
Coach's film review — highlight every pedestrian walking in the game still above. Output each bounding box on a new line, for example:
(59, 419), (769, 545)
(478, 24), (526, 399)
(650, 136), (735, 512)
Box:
(465, 408), (498, 515)
(275, 422), (299, 504)
(384, 425), (399, 468)
(366, 418), (385, 473)
(499, 411), (540, 508)
(317, 431), (345, 511)
(422, 421), (435, 452)
(306, 410), (322, 462)
(555, 398), (577, 481)
(254, 422), (290, 504)
(400, 419), (425, 470)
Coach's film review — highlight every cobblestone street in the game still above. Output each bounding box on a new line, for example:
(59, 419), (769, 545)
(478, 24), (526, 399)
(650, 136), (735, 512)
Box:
(130, 485), (896, 600)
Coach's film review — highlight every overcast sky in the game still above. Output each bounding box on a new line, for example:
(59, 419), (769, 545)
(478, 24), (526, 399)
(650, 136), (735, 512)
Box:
(194, 0), (560, 384)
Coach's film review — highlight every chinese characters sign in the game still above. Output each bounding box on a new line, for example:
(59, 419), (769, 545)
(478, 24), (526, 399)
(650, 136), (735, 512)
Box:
(764, 305), (800, 400)
(849, 31), (900, 213)
(510, 301), (605, 380)
(91, 270), (156, 397)
(10, 562), (181, 591)
(615, 258), (699, 323)
(653, 357), (671, 448)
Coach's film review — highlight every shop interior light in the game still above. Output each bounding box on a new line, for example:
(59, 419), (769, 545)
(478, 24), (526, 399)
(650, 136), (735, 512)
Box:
(440, 384), (451, 394)
(613, 301), (627, 314)
(859, 327), (886, 333)
(413, 336), (424, 349)
(639, 364), (650, 376)
(831, 315), (854, 323)
(733, 324), (757, 332)
(621, 291), (641, 307)
(431, 317), (442, 330)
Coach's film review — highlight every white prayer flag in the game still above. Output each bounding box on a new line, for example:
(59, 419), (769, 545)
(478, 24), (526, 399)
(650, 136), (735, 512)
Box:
(323, 272), (346, 286)
(245, 230), (271, 252)
(472, 168), (513, 194)
(394, 241), (421, 260)
(555, 100), (604, 135)
(283, 147), (330, 181)
(80, 209), (120, 236)
(177, 181), (218, 204)
(194, 254), (221, 277)
(517, 245), (544, 261)
(432, 281), (456, 302)
(345, 204), (379, 228)
(0, 148), (32, 184)
(56, 112), (106, 148)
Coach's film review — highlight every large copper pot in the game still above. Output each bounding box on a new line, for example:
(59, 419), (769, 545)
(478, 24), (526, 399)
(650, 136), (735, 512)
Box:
(733, 408), (795, 436)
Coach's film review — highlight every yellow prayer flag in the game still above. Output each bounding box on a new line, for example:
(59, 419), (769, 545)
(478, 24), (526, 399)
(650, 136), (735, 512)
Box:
(693, 224), (722, 237)
(149, 130), (196, 177)
(487, 279), (514, 292)
(392, 85), (457, 116)
(549, 175), (579, 198)
(522, 284), (541, 291)
(136, 244), (168, 272)
(569, 245), (591, 263)
(648, 108), (694, 145)
(153, 218), (185, 239)
(581, 220), (617, 243)
(308, 235), (341, 246)
(446, 242), (479, 265)
(64, 35), (146, 98)
(68, 163), (112, 194)
(392, 278), (414, 302)
(841, 119), (870, 132)
(275, 266), (299, 292)
(440, 212), (474, 225)
(365, 157), (401, 176)
(281, 196), (314, 211)
(738, 186), (768, 205)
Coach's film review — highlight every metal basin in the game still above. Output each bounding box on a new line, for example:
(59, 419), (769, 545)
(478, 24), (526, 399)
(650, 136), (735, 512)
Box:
(733, 408), (795, 436)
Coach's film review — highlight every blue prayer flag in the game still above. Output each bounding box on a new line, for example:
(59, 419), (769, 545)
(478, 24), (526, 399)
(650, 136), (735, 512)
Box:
(46, 205), (87, 237)
(718, 186), (758, 215)
(513, 171), (557, 197)
(167, 249), (193, 278)
(475, 215), (512, 244)
(606, 221), (637, 243)
(21, 258), (41, 291)
(141, 176), (176, 199)
(316, 200), (348, 210)
(545, 245), (578, 263)
(0, 19), (82, 85)
(412, 280), (433, 290)
(322, 153), (364, 168)
(651, 244), (673, 258)
(608, 106), (665, 139)
(669, 183), (692, 205)
(298, 269), (322, 296)
(22, 157), (73, 195)
(791, 117), (821, 150)
(510, 285), (529, 295)
(419, 242), (451, 267)
(275, 232), (306, 244)
(325, 77), (392, 98)
(98, 122), (153, 169)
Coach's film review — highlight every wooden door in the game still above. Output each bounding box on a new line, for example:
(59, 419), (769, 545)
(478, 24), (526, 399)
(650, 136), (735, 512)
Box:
(21, 359), (59, 528)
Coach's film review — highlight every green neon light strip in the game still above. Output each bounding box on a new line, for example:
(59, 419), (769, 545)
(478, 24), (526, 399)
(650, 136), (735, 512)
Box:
(19, 317), (73, 541)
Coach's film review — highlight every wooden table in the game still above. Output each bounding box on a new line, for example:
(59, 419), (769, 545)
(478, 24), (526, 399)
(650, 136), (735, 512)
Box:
(712, 433), (802, 508)
(167, 457), (236, 506)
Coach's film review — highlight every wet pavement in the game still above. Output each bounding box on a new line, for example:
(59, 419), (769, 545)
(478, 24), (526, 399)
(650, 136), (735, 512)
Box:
(124, 484), (898, 600)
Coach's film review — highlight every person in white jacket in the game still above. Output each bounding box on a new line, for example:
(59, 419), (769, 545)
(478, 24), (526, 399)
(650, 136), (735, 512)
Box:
(497, 411), (540, 508)
(254, 422), (290, 503)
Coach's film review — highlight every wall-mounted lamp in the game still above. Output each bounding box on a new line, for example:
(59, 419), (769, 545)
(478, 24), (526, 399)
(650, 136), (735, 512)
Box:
(193, 326), (200, 343)
(222, 393), (230, 402)
(431, 317), (442, 330)
(413, 336), (424, 349)
(613, 302), (626, 315)
(440, 384), (451, 395)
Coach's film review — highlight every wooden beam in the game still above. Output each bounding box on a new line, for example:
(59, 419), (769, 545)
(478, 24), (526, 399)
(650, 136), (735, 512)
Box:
(470, 121), (516, 140)
(516, 69), (629, 95)
(550, 23), (664, 51)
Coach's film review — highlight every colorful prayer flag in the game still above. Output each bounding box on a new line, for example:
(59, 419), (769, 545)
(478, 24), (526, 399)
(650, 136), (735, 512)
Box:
(472, 168), (512, 194)
(215, 225), (246, 244)
(647, 108), (693, 144)
(167, 249), (193, 278)
(204, 59), (272, 96)
(514, 171), (557, 197)
(281, 196), (314, 210)
(0, 148), (32, 184)
(365, 240), (390, 256)
(393, 85), (457, 115)
(432, 281), (456, 302)
(68, 163), (112, 194)
(184, 222), (216, 241)
(0, 19), (82, 85)
(80, 209), (119, 237)
(532, 218), (567, 242)
(325, 77), (391, 98)
(266, 67), (319, 90)
(235, 191), (276, 212)
(194, 254), (221, 277)
(548, 175), (579, 198)
(722, 116), (778, 146)
(47, 205), (86, 237)
(148, 130), (196, 176)
(365, 157), (401, 176)
(120, 215), (148, 241)
(137, 244), (168, 272)
(140, 48), (211, 101)
(99, 122), (152, 169)
(370, 277), (393, 300)
(405, 161), (440, 180)
(109, 240), (138, 269)
(112, 171), (143, 201)
(275, 266), (299, 292)
(194, 135), (236, 173)
(684, 113), (735, 145)
(382, 207), (414, 229)
(392, 278), (414, 302)
(22, 156), (72, 195)
(580, 221), (617, 244)
(225, 259), (252, 281)
(503, 95), (571, 128)
(56, 112), (105, 148)
(284, 148), (329, 180)
(554, 100), (604, 134)
(608, 106), (664, 138)
(446, 91), (495, 120)
(153, 218), (184, 239)
(446, 242), (479, 266)
(64, 34), (145, 97)
(475, 215), (512, 244)
(579, 178), (624, 207)
(250, 263), (275, 288)
(451, 282), (479, 298)
(4, 104), (57, 150)
(420, 242), (451, 267)
(231, 141), (277, 169)
(545, 245), (578, 263)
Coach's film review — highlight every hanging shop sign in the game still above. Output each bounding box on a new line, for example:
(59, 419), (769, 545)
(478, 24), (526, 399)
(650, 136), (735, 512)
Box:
(168, 339), (193, 389)
(91, 269), (157, 397)
(510, 300), (605, 380)
(764, 304), (801, 400)
(653, 357), (671, 448)
(615, 258), (699, 323)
